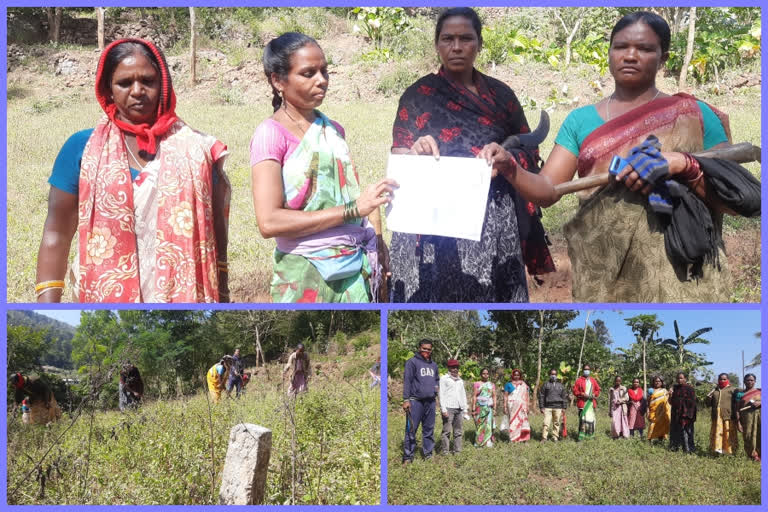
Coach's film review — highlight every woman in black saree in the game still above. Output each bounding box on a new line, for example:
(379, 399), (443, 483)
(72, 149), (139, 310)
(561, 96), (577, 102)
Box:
(389, 7), (554, 303)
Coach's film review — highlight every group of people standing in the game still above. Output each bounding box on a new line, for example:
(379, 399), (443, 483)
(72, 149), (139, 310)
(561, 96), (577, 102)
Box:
(35, 7), (759, 304)
(402, 341), (761, 463)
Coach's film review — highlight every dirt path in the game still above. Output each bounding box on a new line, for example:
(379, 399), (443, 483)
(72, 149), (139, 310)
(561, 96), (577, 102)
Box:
(528, 229), (761, 303)
(232, 228), (759, 304)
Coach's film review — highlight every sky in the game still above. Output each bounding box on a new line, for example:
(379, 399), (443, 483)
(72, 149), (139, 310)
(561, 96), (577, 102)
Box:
(481, 309), (762, 384)
(34, 309), (83, 327)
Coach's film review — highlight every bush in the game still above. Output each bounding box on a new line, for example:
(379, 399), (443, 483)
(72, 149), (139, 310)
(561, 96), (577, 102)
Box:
(376, 67), (420, 97)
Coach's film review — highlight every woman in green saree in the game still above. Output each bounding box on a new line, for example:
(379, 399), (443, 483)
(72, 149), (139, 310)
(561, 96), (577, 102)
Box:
(251, 32), (397, 303)
(472, 368), (496, 447)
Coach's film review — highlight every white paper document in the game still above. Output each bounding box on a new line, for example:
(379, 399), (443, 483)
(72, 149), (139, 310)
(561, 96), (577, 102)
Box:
(385, 154), (491, 241)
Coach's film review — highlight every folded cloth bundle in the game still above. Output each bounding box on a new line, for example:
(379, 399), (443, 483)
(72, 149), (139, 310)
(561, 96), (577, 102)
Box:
(613, 135), (761, 278)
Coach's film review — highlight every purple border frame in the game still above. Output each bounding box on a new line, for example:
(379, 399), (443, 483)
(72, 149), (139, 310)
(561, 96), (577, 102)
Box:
(2, 1), (765, 510)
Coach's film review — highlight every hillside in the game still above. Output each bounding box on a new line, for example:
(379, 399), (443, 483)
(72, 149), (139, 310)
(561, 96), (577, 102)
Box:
(7, 346), (381, 505)
(7, 311), (76, 369)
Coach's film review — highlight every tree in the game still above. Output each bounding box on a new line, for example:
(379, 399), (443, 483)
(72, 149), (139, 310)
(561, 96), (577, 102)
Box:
(625, 314), (664, 391)
(746, 331), (760, 369)
(189, 7), (197, 84)
(678, 7), (697, 90)
(551, 7), (587, 68)
(659, 319), (712, 366)
(45, 8), (63, 44)
(7, 325), (48, 374)
(96, 7), (105, 50)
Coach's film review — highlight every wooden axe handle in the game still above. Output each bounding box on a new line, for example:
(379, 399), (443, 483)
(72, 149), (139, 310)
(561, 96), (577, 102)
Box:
(553, 142), (761, 196)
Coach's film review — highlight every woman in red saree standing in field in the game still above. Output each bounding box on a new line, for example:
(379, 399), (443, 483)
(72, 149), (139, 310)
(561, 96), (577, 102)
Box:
(478, 11), (760, 302)
(36, 39), (230, 302)
(627, 377), (646, 437)
(504, 369), (531, 442)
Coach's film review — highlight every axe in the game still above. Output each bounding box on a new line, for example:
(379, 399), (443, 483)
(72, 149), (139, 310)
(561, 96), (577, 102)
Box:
(554, 142), (762, 196)
(502, 110), (550, 151)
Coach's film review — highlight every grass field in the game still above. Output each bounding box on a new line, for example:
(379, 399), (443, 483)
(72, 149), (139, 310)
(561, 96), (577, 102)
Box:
(387, 407), (760, 505)
(6, 68), (761, 302)
(7, 356), (380, 505)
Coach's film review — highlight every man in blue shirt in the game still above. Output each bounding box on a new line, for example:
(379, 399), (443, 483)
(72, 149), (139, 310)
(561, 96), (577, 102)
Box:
(402, 339), (439, 464)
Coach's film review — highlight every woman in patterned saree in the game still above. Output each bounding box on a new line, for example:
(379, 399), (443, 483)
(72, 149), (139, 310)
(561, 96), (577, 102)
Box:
(627, 377), (646, 437)
(388, 7), (554, 303)
(36, 39), (230, 302)
(251, 32), (396, 303)
(736, 373), (761, 461)
(472, 368), (496, 447)
(504, 369), (531, 442)
(647, 376), (671, 443)
(486, 11), (755, 302)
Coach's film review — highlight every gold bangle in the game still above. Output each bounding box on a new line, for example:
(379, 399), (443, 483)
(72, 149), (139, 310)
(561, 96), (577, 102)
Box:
(35, 280), (65, 293)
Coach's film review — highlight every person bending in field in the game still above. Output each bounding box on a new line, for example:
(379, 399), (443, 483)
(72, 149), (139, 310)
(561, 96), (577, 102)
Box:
(402, 339), (439, 463)
(207, 356), (233, 403)
(12, 373), (62, 425)
(119, 362), (144, 411)
(369, 356), (382, 388)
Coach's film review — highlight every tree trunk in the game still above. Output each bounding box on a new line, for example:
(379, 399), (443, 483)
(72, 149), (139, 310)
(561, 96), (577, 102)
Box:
(534, 310), (544, 411)
(97, 8), (105, 51)
(189, 7), (197, 84)
(642, 334), (647, 393)
(678, 7), (697, 91)
(573, 311), (591, 407)
(46, 8), (63, 44)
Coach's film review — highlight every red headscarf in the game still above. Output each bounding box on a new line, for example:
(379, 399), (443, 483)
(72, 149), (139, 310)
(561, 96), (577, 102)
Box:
(718, 378), (730, 389)
(14, 373), (25, 389)
(94, 38), (178, 155)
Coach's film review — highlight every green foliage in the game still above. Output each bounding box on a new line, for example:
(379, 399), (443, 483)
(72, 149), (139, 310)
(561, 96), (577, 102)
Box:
(352, 332), (373, 352)
(7, 324), (49, 374)
(376, 67), (419, 96)
(213, 80), (246, 106)
(667, 9), (761, 84)
(352, 7), (411, 50)
(387, 407), (760, 504)
(7, 372), (379, 505)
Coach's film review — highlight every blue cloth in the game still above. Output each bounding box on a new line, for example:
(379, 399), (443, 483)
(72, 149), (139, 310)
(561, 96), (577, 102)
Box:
(504, 382), (516, 393)
(555, 101), (728, 157)
(403, 397), (436, 461)
(610, 135), (687, 215)
(403, 354), (439, 400)
(49, 128), (218, 195)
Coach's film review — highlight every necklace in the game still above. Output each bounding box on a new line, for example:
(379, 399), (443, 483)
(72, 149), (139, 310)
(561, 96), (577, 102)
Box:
(606, 89), (661, 121)
(124, 135), (146, 172)
(282, 104), (315, 137)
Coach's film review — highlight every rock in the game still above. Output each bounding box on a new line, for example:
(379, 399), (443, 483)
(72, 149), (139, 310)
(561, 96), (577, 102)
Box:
(55, 57), (78, 75)
(219, 423), (272, 505)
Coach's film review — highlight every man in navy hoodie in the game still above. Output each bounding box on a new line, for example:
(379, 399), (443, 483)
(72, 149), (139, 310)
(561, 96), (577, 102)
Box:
(402, 339), (440, 463)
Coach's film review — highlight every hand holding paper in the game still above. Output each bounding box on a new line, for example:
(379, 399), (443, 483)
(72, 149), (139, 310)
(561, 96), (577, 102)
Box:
(385, 154), (492, 241)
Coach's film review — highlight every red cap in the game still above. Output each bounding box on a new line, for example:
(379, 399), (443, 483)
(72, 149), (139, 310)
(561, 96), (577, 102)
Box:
(447, 359), (459, 368)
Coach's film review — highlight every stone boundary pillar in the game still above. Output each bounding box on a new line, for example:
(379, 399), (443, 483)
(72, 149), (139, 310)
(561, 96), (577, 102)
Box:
(219, 423), (272, 505)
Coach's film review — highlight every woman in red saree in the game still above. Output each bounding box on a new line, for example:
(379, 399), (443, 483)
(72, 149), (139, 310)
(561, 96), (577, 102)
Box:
(504, 369), (531, 442)
(479, 11), (755, 302)
(36, 39), (230, 302)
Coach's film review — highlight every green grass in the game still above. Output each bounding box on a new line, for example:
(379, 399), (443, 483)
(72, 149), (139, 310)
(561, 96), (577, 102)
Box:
(7, 361), (380, 505)
(7, 63), (761, 302)
(388, 407), (760, 505)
